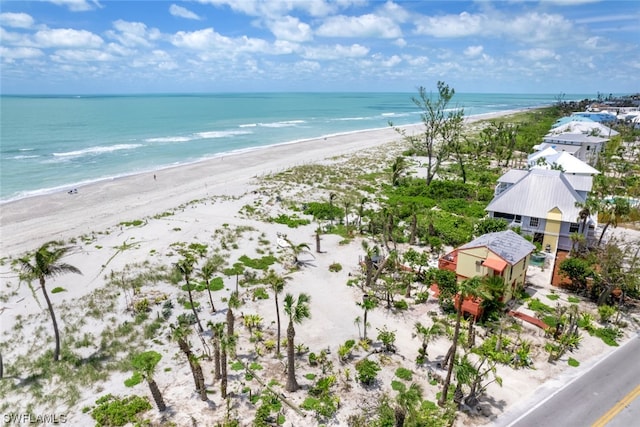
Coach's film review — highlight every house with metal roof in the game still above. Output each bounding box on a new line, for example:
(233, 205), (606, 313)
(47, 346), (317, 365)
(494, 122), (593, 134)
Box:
(527, 148), (600, 176)
(538, 133), (608, 166)
(485, 169), (596, 253)
(438, 230), (536, 308)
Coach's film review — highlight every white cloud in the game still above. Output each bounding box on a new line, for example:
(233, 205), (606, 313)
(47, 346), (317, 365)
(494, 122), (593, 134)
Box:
(414, 12), (484, 38)
(316, 14), (402, 38)
(394, 38), (407, 48)
(47, 0), (101, 12)
(197, 0), (339, 18)
(0, 12), (35, 29)
(414, 11), (574, 44)
(302, 43), (369, 60)
(171, 28), (270, 55)
(464, 45), (483, 57)
(516, 48), (560, 61)
(267, 16), (313, 42)
(106, 20), (161, 48)
(0, 27), (30, 45)
(380, 54), (402, 67)
(169, 4), (202, 20)
(34, 28), (103, 48)
(51, 49), (114, 62)
(0, 46), (43, 61)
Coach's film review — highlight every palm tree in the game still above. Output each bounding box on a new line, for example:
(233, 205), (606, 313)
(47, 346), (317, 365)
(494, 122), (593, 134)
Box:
(199, 255), (225, 313)
(130, 351), (167, 411)
(343, 198), (352, 228)
(395, 382), (423, 426)
(439, 277), (488, 407)
(176, 254), (204, 333)
(20, 241), (82, 361)
(597, 197), (631, 246)
(226, 291), (240, 348)
(357, 197), (368, 234)
(220, 329), (236, 399)
(171, 322), (207, 401)
(208, 321), (224, 380)
(414, 320), (445, 364)
(329, 192), (337, 225)
(283, 292), (311, 392)
(263, 269), (289, 356)
(360, 293), (378, 342)
(283, 237), (313, 268)
(391, 156), (407, 186)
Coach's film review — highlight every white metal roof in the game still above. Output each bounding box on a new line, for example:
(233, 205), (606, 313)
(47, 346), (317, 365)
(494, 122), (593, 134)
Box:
(486, 169), (587, 222)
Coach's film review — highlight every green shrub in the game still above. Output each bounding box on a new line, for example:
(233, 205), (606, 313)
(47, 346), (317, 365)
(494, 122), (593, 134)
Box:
(328, 263), (342, 272)
(355, 358), (380, 386)
(91, 394), (151, 426)
(338, 339), (356, 361)
(395, 367), (413, 381)
(51, 287), (66, 294)
(270, 214), (310, 228)
(239, 254), (277, 270)
(391, 380), (406, 392)
(546, 294), (560, 301)
(252, 287), (269, 300)
(598, 305), (616, 323)
(133, 298), (150, 313)
(568, 296), (581, 304)
(527, 298), (554, 314)
(568, 358), (580, 367)
(393, 299), (409, 310)
(592, 327), (621, 346)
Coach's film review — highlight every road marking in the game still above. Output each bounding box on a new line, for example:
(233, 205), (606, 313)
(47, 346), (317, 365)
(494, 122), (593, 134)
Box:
(592, 383), (640, 427)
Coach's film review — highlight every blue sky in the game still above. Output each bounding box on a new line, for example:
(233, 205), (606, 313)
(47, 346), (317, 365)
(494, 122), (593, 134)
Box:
(1, 0), (638, 94)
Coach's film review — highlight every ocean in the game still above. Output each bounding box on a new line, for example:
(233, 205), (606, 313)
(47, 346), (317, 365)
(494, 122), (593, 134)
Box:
(0, 92), (578, 203)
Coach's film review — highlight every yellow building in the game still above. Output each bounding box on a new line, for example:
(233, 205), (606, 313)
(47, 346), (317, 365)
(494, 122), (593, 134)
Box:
(438, 230), (536, 303)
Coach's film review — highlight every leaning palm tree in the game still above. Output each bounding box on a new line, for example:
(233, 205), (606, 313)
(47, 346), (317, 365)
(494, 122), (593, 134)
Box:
(283, 292), (311, 392)
(199, 254), (225, 313)
(20, 241), (82, 361)
(170, 322), (207, 401)
(208, 321), (225, 380)
(128, 351), (167, 412)
(175, 254), (204, 333)
(439, 277), (488, 407)
(263, 269), (290, 356)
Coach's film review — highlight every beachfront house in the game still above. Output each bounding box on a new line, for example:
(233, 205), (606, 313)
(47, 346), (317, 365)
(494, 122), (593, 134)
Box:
(536, 134), (608, 166)
(438, 230), (536, 313)
(527, 148), (600, 176)
(486, 169), (596, 253)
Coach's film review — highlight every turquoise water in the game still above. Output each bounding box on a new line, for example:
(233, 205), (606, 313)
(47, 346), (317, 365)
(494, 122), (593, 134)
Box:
(0, 92), (576, 202)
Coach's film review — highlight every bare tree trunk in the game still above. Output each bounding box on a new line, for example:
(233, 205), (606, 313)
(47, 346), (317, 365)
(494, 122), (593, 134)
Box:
(148, 379), (167, 411)
(286, 321), (299, 392)
(275, 295), (282, 356)
(41, 278), (61, 362)
(221, 346), (228, 399)
(186, 283), (204, 333)
(213, 337), (221, 380)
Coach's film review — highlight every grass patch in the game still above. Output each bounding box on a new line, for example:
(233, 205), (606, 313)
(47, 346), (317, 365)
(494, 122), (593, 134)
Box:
(568, 296), (581, 304)
(546, 294), (560, 301)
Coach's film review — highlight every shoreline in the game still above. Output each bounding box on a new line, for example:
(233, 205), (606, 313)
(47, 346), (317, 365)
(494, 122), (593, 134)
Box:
(0, 107), (538, 205)
(0, 108), (529, 256)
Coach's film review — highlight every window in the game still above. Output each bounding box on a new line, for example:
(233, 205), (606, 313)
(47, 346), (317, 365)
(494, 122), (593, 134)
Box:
(529, 217), (539, 227)
(570, 223), (580, 233)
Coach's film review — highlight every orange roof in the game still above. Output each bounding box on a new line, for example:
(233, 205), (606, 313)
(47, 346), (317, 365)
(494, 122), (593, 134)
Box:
(483, 257), (508, 272)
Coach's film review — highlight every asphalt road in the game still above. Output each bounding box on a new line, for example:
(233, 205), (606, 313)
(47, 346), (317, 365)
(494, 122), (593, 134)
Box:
(493, 331), (640, 427)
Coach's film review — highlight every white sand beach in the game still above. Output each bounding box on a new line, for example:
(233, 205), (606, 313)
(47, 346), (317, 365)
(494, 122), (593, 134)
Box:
(0, 110), (634, 426)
